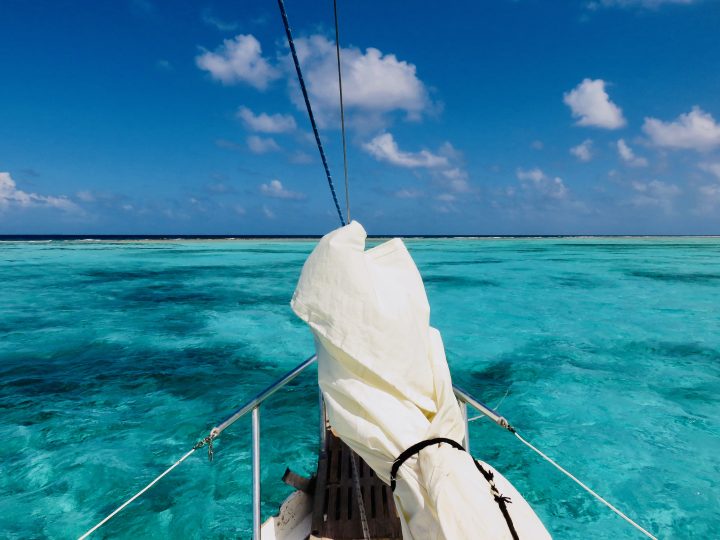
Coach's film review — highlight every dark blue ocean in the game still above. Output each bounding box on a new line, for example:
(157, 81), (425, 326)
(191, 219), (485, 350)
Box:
(1, 237), (718, 538)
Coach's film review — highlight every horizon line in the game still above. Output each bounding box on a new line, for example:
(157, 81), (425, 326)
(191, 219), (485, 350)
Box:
(2, 233), (720, 241)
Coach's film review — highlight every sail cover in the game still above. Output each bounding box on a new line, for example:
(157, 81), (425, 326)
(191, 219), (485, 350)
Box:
(292, 222), (551, 539)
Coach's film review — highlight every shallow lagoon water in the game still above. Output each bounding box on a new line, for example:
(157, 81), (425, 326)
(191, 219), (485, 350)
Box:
(1, 237), (719, 538)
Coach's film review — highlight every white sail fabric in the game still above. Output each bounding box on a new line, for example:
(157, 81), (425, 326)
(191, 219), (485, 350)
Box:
(292, 222), (551, 540)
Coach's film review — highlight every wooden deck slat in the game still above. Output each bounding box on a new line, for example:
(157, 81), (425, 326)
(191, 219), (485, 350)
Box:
(311, 428), (402, 540)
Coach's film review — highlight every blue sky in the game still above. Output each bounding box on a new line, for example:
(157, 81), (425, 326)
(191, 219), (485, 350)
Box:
(1, 0), (720, 235)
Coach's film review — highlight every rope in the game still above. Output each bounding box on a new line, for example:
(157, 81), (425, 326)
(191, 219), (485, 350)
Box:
(277, 0), (346, 226)
(333, 0), (351, 222)
(513, 432), (658, 540)
(77, 447), (198, 540)
(350, 453), (371, 540)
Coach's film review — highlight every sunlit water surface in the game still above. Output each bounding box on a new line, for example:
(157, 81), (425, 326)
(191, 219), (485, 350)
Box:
(1, 237), (718, 539)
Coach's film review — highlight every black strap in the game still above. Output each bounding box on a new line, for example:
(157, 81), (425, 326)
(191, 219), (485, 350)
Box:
(474, 460), (520, 540)
(390, 437), (464, 491)
(390, 437), (520, 539)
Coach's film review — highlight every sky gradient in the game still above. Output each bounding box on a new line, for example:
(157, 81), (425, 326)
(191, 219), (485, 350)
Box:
(2, 0), (720, 235)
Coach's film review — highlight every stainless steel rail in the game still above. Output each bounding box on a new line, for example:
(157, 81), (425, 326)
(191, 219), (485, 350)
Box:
(203, 354), (318, 540)
(453, 385), (515, 433)
(208, 354), (512, 539)
(212, 354), (318, 436)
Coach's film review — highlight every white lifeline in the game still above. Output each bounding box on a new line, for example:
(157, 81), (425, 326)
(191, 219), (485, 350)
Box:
(291, 221), (551, 540)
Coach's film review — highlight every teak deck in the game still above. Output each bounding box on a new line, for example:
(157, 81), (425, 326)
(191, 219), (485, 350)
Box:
(310, 430), (402, 540)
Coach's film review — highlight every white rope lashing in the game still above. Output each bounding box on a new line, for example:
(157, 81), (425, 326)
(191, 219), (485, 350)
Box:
(468, 411), (657, 539)
(513, 432), (658, 540)
(77, 447), (198, 540)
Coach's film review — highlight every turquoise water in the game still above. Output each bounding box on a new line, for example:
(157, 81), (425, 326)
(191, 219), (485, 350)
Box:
(1, 237), (719, 539)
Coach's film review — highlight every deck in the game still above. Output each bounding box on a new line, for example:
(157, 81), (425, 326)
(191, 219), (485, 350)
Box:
(309, 430), (402, 540)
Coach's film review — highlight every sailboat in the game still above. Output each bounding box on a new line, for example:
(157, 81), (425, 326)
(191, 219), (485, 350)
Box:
(78, 1), (659, 539)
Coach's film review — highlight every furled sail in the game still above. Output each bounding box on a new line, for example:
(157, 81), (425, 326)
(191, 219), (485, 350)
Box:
(292, 222), (551, 539)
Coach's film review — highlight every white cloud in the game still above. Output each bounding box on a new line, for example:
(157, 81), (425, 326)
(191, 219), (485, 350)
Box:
(289, 151), (313, 164)
(617, 139), (648, 167)
(259, 179), (305, 200)
(563, 79), (626, 129)
(516, 168), (544, 183)
(531, 140), (544, 150)
(363, 133), (448, 168)
(237, 106), (296, 133)
(198, 33), (432, 127)
(0, 172), (80, 213)
(516, 168), (569, 200)
(201, 10), (239, 32)
(439, 167), (471, 193)
(436, 193), (456, 202)
(288, 35), (431, 122)
(156, 59), (172, 71)
(76, 190), (96, 202)
(395, 188), (423, 199)
(570, 139), (593, 162)
(643, 107), (720, 151)
(699, 162), (720, 181)
(262, 204), (275, 219)
(630, 180), (681, 213)
(196, 34), (280, 89)
(247, 135), (281, 154)
(363, 133), (471, 197)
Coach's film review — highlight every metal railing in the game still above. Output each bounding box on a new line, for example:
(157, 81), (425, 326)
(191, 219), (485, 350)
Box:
(203, 354), (318, 539)
(453, 385), (515, 433)
(212, 355), (510, 540)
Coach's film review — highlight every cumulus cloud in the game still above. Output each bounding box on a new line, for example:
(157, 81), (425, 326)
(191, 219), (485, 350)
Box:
(363, 133), (471, 199)
(699, 162), (720, 181)
(259, 179), (305, 200)
(564, 79), (626, 129)
(516, 168), (569, 200)
(439, 167), (471, 193)
(643, 107), (720, 151)
(0, 172), (80, 213)
(198, 34), (432, 127)
(288, 35), (431, 123)
(237, 106), (296, 133)
(363, 133), (448, 168)
(570, 139), (593, 162)
(247, 135), (281, 154)
(631, 180), (681, 213)
(196, 34), (280, 89)
(617, 139), (648, 167)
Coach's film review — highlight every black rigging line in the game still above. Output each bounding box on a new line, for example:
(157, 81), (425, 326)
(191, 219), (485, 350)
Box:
(276, 0), (346, 226)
